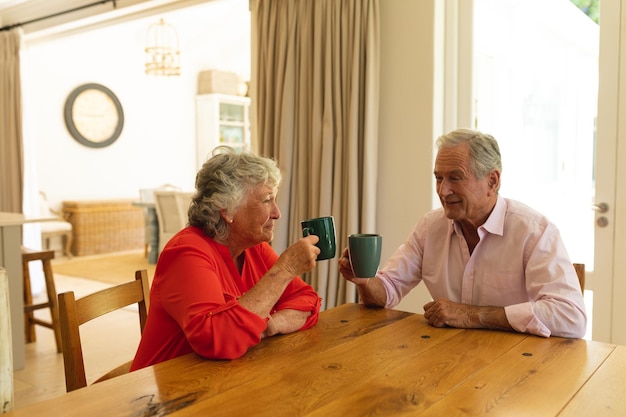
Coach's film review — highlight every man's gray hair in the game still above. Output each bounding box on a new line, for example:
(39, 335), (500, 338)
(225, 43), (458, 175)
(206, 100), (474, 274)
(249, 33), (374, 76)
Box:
(436, 128), (502, 180)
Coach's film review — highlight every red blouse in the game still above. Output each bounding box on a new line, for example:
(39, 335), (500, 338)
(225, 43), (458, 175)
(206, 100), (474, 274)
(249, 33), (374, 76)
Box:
(130, 227), (321, 370)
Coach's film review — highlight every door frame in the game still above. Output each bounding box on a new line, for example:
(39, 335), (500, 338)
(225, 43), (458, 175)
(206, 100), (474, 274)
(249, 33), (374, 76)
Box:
(608, 0), (626, 344)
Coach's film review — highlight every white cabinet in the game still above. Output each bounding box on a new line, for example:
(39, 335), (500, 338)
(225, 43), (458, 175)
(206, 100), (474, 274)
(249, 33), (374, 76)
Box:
(195, 93), (250, 169)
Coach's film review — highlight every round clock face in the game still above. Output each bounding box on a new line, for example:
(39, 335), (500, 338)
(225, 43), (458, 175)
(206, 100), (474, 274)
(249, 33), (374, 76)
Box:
(64, 83), (124, 148)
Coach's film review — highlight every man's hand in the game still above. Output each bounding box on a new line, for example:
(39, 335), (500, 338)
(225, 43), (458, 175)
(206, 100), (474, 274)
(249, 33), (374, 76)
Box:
(337, 247), (387, 306)
(423, 299), (513, 331)
(423, 299), (475, 328)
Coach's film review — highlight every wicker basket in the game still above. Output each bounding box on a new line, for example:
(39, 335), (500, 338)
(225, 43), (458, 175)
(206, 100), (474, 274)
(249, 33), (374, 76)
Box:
(62, 200), (145, 256)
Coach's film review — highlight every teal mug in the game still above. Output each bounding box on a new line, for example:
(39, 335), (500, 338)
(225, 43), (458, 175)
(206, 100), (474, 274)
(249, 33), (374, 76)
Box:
(301, 216), (337, 261)
(348, 233), (382, 278)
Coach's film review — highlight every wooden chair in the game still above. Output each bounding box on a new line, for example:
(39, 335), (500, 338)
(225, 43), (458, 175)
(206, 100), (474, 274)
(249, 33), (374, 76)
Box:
(21, 247), (62, 352)
(573, 263), (585, 293)
(58, 269), (150, 392)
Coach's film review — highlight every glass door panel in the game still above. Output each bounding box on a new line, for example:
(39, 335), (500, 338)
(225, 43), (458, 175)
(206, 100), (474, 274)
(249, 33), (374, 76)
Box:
(473, 0), (599, 338)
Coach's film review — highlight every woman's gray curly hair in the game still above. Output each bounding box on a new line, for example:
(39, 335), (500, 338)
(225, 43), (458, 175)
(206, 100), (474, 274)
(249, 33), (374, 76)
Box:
(188, 146), (282, 241)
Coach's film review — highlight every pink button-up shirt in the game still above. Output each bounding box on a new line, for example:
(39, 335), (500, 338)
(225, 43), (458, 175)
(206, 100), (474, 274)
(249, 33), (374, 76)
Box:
(378, 196), (587, 338)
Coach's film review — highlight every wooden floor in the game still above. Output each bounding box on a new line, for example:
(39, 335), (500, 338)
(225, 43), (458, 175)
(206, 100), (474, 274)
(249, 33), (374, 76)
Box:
(12, 274), (142, 410)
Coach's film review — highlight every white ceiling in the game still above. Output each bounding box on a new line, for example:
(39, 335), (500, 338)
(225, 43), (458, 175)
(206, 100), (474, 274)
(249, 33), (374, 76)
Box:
(0, 0), (212, 33)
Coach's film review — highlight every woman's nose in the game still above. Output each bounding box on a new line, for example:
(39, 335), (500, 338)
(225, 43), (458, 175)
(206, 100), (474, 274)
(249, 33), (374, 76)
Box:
(272, 202), (281, 219)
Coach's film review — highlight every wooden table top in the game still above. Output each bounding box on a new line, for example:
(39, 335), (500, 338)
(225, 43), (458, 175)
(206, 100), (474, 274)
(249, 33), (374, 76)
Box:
(7, 303), (626, 416)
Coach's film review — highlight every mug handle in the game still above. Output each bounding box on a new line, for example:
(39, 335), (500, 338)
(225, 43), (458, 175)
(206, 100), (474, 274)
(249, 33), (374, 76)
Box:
(303, 227), (312, 237)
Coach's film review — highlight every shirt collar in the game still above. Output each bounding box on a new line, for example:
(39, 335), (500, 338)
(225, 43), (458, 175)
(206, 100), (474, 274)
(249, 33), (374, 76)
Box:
(480, 195), (506, 236)
(449, 195), (506, 237)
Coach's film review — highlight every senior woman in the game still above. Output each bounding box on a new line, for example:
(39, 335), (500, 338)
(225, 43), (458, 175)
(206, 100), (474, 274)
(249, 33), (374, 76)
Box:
(131, 147), (322, 370)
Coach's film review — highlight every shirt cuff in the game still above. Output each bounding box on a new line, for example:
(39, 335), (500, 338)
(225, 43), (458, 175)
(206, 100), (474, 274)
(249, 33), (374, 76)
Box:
(505, 302), (551, 337)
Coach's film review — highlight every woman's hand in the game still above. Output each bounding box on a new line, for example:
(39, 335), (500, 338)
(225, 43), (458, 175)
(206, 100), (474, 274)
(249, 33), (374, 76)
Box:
(242, 235), (319, 320)
(274, 235), (320, 277)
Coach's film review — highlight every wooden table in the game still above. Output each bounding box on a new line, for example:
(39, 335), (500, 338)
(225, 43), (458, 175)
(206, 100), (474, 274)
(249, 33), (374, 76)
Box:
(7, 303), (626, 416)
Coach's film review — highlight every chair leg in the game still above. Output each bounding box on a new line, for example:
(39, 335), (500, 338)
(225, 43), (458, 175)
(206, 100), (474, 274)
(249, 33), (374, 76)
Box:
(21, 248), (62, 353)
(41, 258), (63, 353)
(64, 232), (73, 259)
(22, 261), (37, 344)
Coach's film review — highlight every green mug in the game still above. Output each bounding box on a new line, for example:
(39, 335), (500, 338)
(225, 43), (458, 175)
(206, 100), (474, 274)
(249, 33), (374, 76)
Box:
(348, 233), (382, 278)
(301, 216), (337, 260)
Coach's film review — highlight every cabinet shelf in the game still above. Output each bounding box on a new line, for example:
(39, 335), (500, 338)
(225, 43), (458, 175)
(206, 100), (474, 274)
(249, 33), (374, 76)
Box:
(195, 93), (250, 169)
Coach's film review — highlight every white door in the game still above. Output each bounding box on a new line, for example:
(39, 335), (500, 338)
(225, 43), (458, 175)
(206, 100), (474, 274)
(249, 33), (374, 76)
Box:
(457, 0), (622, 342)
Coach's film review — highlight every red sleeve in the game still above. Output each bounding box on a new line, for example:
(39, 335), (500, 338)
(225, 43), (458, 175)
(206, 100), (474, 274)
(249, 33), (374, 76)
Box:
(274, 278), (322, 329)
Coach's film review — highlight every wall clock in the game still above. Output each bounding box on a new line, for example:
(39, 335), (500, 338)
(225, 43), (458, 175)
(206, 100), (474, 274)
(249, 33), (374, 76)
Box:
(64, 83), (124, 148)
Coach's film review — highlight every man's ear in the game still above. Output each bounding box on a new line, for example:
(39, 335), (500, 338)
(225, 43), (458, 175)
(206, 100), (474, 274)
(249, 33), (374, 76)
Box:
(488, 170), (501, 191)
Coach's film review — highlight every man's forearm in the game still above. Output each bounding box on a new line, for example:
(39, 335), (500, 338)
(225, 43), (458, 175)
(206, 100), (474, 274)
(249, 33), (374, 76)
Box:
(424, 299), (514, 332)
(356, 277), (388, 307)
(469, 305), (513, 331)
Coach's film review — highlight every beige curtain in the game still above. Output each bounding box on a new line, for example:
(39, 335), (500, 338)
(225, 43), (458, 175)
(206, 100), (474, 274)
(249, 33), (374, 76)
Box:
(252, 0), (380, 309)
(0, 28), (24, 213)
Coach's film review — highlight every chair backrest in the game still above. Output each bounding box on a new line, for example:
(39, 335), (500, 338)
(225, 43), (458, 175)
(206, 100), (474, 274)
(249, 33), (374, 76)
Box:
(153, 190), (184, 253)
(139, 183), (181, 204)
(174, 191), (194, 230)
(154, 190), (193, 253)
(58, 269), (150, 392)
(573, 263), (585, 293)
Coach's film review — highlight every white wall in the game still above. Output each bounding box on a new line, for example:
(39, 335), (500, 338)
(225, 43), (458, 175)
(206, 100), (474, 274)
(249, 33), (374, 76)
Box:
(21, 0), (251, 210)
(377, 0), (438, 313)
